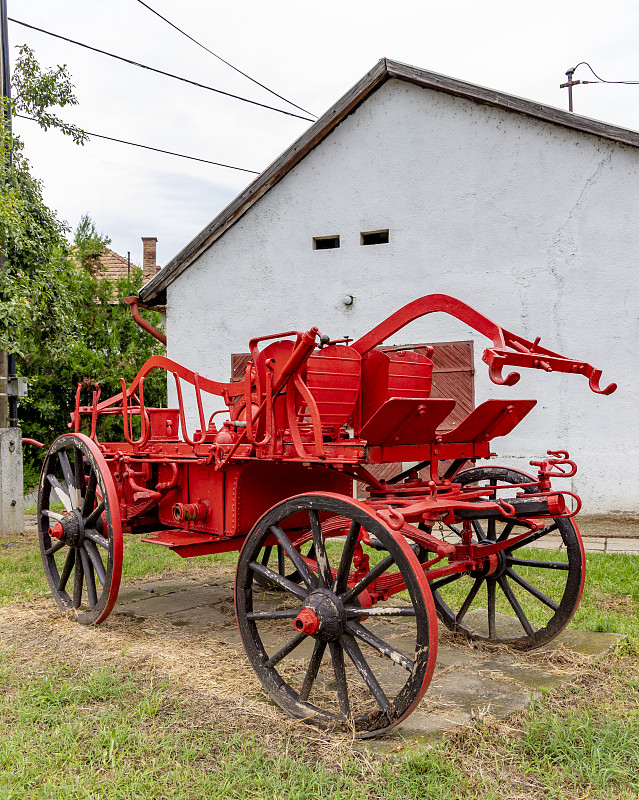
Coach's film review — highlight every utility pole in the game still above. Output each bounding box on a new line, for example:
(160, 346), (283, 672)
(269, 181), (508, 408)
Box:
(560, 67), (581, 112)
(560, 65), (598, 113)
(0, 0), (24, 536)
(0, 0), (11, 431)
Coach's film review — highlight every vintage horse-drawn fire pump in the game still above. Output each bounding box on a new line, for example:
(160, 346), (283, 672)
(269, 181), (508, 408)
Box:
(37, 294), (615, 737)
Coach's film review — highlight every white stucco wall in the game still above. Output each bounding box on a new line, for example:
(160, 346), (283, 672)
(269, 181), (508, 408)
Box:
(166, 79), (638, 516)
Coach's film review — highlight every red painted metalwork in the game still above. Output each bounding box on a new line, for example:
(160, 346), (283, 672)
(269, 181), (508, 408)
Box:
(22, 438), (44, 448)
(39, 294), (616, 735)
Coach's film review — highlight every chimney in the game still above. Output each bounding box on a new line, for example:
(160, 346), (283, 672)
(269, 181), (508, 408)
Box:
(141, 237), (158, 282)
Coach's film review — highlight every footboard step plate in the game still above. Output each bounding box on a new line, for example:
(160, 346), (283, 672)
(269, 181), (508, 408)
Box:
(141, 530), (217, 548)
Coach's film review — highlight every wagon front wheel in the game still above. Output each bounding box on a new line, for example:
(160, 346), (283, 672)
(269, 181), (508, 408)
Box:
(235, 493), (438, 738)
(38, 433), (123, 625)
(429, 466), (585, 650)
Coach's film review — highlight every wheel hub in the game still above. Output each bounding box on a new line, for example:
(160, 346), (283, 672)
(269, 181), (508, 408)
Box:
(293, 588), (345, 641)
(49, 509), (85, 548)
(470, 548), (506, 579)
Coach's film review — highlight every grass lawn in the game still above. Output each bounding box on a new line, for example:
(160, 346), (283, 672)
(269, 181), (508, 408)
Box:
(1, 531), (638, 799)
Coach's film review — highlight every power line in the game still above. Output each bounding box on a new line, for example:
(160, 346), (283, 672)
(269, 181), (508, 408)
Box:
(133, 0), (316, 118)
(16, 114), (261, 173)
(8, 18), (315, 122)
(573, 62), (639, 85)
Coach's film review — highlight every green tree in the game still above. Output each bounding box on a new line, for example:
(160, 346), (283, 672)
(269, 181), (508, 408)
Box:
(0, 44), (84, 355)
(1, 47), (166, 485)
(73, 213), (111, 273)
(18, 240), (166, 487)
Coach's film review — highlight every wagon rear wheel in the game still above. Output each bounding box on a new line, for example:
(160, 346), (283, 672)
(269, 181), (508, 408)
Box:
(428, 466), (585, 650)
(235, 493), (438, 738)
(38, 433), (123, 625)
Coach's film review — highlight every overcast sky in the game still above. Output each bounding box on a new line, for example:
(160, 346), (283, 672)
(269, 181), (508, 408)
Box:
(8, 0), (639, 268)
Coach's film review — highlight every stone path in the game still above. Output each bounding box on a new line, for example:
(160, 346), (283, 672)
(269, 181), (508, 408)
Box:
(113, 574), (623, 747)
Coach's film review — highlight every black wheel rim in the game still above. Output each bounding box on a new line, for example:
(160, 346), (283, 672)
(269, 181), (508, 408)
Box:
(428, 467), (585, 650)
(38, 434), (121, 625)
(235, 494), (437, 737)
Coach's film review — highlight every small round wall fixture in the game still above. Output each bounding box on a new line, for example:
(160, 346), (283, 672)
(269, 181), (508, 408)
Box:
(342, 295), (354, 306)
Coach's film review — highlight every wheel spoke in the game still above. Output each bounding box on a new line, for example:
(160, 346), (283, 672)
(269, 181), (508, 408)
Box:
(497, 576), (534, 636)
(260, 545), (272, 567)
(471, 519), (486, 542)
(487, 578), (496, 638)
(309, 510), (332, 588)
(299, 640), (326, 702)
(84, 500), (105, 529)
(82, 470), (97, 516)
(84, 529), (110, 551)
(341, 633), (390, 712)
(487, 478), (497, 542)
(264, 632), (306, 668)
(73, 448), (85, 507)
(80, 548), (98, 608)
(334, 520), (360, 594)
(345, 621), (413, 672)
(277, 544), (285, 576)
(329, 641), (350, 718)
(270, 525), (317, 589)
(58, 451), (78, 507)
(44, 540), (66, 557)
(72, 550), (83, 608)
(506, 568), (559, 611)
(83, 540), (106, 584)
(430, 572), (463, 592)
(347, 606), (416, 618)
(341, 554), (394, 604)
(508, 557), (569, 571)
(247, 609), (299, 621)
(42, 509), (64, 521)
(249, 562), (308, 600)
(57, 547), (75, 592)
(455, 577), (483, 624)
(496, 520), (516, 542)
(46, 475), (72, 512)
(506, 522), (559, 552)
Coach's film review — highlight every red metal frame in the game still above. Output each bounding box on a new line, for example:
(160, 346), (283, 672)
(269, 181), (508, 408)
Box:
(66, 293), (614, 594)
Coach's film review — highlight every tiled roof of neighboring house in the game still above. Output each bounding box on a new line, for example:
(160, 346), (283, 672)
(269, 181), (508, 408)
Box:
(139, 57), (639, 308)
(74, 237), (159, 284)
(97, 248), (133, 281)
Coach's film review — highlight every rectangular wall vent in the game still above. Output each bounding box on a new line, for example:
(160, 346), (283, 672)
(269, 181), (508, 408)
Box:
(313, 235), (340, 250)
(361, 229), (389, 246)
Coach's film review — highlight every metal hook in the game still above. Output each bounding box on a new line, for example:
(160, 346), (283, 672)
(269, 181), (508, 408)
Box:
(588, 369), (617, 396)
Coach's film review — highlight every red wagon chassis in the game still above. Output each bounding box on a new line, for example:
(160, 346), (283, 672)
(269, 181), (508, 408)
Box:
(37, 294), (615, 737)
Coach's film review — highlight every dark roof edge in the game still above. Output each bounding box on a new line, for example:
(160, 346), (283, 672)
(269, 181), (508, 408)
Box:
(387, 61), (639, 147)
(140, 58), (639, 305)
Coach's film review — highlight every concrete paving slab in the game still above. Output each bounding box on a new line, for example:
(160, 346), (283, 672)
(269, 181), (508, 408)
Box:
(117, 581), (200, 603)
(428, 669), (532, 718)
(118, 585), (231, 616)
(527, 536), (564, 551)
(606, 538), (639, 554)
(544, 629), (624, 656)
(582, 538), (607, 552)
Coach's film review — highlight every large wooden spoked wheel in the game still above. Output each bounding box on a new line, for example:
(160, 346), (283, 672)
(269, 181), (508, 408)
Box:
(429, 466), (585, 650)
(235, 493), (438, 738)
(38, 433), (123, 625)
